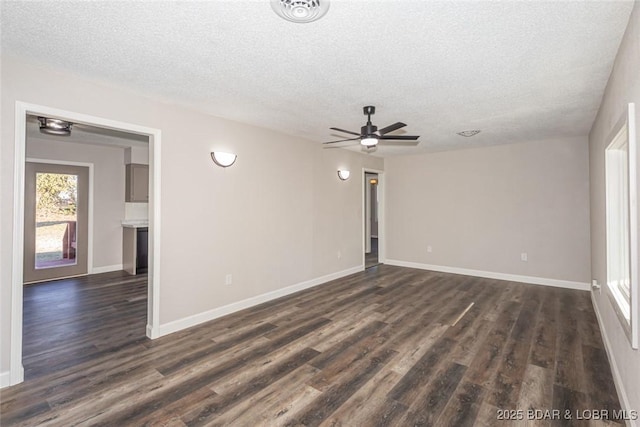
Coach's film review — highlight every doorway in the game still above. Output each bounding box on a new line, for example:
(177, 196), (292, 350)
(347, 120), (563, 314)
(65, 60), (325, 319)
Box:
(9, 102), (162, 387)
(23, 162), (90, 283)
(364, 171), (381, 269)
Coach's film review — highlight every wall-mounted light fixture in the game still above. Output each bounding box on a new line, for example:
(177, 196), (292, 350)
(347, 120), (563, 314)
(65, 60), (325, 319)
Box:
(211, 151), (237, 168)
(337, 170), (350, 180)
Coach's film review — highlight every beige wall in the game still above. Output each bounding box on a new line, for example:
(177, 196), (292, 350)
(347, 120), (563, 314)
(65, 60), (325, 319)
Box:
(589, 1), (640, 415)
(385, 137), (591, 284)
(26, 137), (126, 271)
(0, 55), (383, 376)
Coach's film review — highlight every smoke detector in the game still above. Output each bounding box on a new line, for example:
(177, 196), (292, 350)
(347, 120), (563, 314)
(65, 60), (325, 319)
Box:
(271, 0), (330, 23)
(456, 130), (481, 137)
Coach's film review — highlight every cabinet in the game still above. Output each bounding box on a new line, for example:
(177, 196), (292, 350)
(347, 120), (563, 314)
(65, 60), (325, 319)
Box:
(136, 228), (148, 274)
(125, 163), (149, 202)
(123, 226), (148, 275)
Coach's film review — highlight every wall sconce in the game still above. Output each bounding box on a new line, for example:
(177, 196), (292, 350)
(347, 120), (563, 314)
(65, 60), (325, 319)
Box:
(337, 170), (350, 180)
(211, 151), (237, 168)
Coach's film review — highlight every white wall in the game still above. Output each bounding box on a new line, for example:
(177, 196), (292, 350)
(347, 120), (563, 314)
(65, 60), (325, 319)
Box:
(385, 136), (591, 286)
(589, 1), (640, 418)
(0, 55), (383, 377)
(26, 137), (126, 272)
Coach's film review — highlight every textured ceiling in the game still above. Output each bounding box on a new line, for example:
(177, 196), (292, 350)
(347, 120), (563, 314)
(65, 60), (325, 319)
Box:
(2, 1), (634, 156)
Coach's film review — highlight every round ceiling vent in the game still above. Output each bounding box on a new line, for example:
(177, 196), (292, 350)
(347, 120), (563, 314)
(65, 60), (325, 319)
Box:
(271, 0), (330, 23)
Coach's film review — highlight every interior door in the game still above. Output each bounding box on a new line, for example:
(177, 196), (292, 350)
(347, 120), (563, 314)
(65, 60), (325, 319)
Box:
(23, 162), (89, 283)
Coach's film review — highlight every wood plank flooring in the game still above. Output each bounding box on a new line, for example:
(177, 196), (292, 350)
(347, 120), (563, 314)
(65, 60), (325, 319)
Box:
(0, 265), (623, 426)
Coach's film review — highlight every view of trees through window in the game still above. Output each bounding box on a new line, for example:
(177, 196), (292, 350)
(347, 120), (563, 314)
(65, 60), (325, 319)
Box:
(35, 172), (78, 268)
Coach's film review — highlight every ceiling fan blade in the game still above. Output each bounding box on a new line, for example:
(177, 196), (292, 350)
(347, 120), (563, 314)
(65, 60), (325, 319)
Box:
(379, 135), (420, 140)
(322, 137), (361, 145)
(377, 122), (406, 135)
(330, 127), (361, 136)
(378, 140), (420, 146)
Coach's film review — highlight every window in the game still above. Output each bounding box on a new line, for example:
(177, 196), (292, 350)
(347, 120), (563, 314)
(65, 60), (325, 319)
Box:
(605, 103), (638, 349)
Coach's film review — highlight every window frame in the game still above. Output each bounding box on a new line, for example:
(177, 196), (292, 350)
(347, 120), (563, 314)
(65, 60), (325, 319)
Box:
(604, 103), (638, 349)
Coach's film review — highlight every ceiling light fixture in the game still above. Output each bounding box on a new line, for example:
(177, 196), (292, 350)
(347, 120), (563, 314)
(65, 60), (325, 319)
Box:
(38, 117), (72, 136)
(457, 130), (481, 137)
(361, 137), (379, 147)
(211, 151), (237, 168)
(337, 170), (350, 180)
(271, 0), (330, 23)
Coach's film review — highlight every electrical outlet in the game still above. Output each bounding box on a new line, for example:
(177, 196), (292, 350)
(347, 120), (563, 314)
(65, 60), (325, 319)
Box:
(592, 279), (601, 294)
(521, 253), (528, 262)
(427, 245), (433, 253)
(225, 274), (232, 285)
(337, 250), (341, 259)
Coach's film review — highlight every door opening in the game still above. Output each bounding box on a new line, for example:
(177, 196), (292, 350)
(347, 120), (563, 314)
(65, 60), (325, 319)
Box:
(9, 101), (162, 387)
(24, 162), (89, 283)
(365, 172), (380, 269)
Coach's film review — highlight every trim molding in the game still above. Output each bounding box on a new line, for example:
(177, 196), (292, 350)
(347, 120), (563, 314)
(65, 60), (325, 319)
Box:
(26, 158), (95, 275)
(362, 167), (385, 267)
(591, 293), (638, 427)
(91, 264), (124, 274)
(385, 259), (590, 291)
(10, 101), (162, 387)
(0, 366), (22, 390)
(157, 265), (363, 338)
(1, 371), (11, 389)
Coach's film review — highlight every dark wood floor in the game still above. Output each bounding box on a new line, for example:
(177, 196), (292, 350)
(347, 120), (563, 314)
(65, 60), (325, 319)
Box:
(1, 266), (622, 426)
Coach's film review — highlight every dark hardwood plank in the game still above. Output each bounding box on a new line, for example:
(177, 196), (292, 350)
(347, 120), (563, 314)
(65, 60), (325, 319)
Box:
(0, 265), (622, 426)
(286, 347), (397, 427)
(486, 288), (540, 408)
(529, 289), (559, 369)
(399, 362), (467, 426)
(321, 369), (406, 427)
(438, 380), (485, 427)
(516, 364), (554, 427)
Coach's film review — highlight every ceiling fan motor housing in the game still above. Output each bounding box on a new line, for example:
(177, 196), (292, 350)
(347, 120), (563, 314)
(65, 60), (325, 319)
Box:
(362, 124), (377, 136)
(362, 106), (377, 136)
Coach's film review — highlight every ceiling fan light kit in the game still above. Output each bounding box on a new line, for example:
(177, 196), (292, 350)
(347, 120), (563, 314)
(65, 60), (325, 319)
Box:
(361, 137), (378, 147)
(38, 117), (72, 136)
(271, 0), (329, 23)
(323, 106), (420, 148)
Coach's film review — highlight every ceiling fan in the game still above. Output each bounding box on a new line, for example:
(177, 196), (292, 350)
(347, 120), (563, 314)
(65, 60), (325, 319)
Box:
(323, 106), (420, 148)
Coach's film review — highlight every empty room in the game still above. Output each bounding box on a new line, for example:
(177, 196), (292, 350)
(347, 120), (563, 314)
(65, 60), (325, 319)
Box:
(1, 1), (639, 426)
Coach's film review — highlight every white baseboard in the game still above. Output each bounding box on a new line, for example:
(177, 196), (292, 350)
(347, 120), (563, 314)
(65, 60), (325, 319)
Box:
(385, 259), (590, 291)
(0, 371), (11, 389)
(156, 265), (363, 338)
(91, 264), (123, 274)
(591, 294), (638, 427)
(0, 365), (23, 389)
(146, 324), (160, 339)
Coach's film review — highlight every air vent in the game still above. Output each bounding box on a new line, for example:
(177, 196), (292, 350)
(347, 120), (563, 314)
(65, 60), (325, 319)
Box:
(456, 130), (481, 137)
(271, 0), (330, 23)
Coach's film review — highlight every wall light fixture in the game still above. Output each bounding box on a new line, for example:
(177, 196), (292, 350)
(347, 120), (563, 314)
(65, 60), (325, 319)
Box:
(211, 151), (237, 168)
(337, 170), (350, 180)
